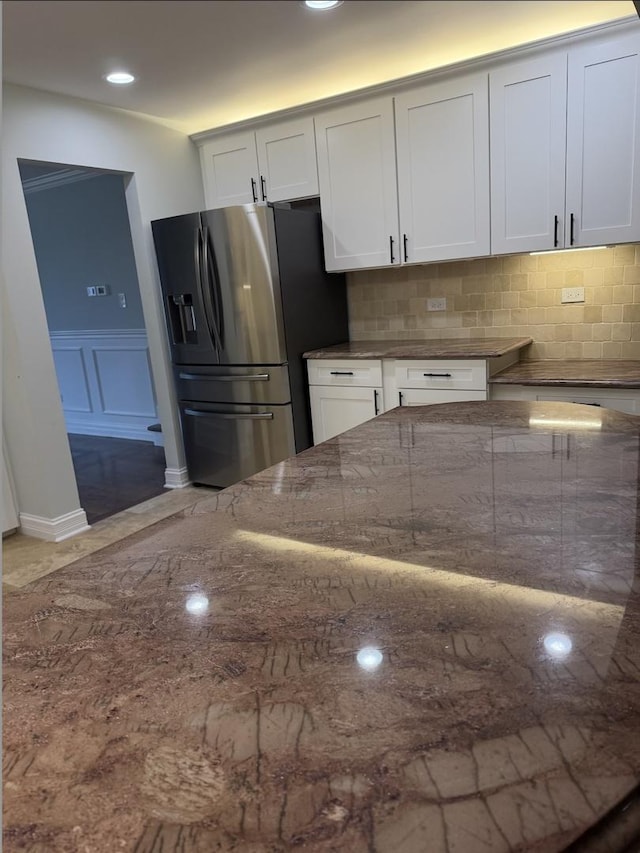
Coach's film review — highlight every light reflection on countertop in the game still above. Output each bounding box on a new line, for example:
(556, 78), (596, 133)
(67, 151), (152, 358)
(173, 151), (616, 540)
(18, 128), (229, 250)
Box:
(4, 400), (640, 852)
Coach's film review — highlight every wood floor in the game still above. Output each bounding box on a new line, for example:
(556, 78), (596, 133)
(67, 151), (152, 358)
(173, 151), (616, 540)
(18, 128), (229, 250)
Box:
(68, 434), (166, 524)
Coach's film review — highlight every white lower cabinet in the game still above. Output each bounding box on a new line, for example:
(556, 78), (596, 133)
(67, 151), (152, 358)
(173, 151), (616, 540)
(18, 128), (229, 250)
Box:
(307, 356), (513, 444)
(307, 358), (383, 443)
(490, 384), (640, 414)
(308, 384), (383, 443)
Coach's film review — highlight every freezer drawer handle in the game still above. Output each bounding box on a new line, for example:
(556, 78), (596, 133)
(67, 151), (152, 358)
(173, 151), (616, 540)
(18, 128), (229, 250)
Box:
(329, 370), (354, 376)
(184, 408), (274, 420)
(179, 372), (270, 382)
(423, 372), (452, 378)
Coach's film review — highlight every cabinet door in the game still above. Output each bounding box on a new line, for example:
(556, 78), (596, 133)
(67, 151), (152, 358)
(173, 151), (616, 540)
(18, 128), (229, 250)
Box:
(566, 32), (640, 247)
(315, 97), (400, 272)
(309, 385), (382, 444)
(395, 73), (490, 263)
(200, 131), (259, 209)
(490, 54), (568, 254)
(255, 117), (319, 202)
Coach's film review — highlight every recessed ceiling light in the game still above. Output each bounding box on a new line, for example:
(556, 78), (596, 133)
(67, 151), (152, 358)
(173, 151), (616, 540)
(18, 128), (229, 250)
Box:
(304, 1), (343, 9)
(105, 71), (135, 85)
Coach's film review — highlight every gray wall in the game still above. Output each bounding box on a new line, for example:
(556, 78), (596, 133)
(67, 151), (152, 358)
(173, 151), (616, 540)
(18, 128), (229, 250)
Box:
(21, 171), (145, 331)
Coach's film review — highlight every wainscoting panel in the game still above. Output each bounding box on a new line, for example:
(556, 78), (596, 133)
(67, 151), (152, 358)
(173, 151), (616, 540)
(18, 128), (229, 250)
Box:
(51, 346), (92, 412)
(93, 347), (157, 417)
(50, 330), (161, 443)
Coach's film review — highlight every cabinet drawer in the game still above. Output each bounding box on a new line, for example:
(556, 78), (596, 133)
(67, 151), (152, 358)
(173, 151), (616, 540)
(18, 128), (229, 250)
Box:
(307, 359), (383, 387)
(398, 388), (487, 406)
(394, 359), (487, 391)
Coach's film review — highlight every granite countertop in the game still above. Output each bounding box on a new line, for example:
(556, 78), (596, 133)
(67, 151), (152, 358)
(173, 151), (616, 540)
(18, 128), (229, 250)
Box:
(491, 359), (640, 388)
(304, 336), (533, 360)
(5, 400), (640, 852)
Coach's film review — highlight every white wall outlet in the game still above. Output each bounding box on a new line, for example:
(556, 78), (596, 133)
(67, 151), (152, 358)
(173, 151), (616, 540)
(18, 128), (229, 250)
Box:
(427, 297), (447, 312)
(95, 285), (110, 297)
(86, 286), (96, 297)
(561, 287), (585, 303)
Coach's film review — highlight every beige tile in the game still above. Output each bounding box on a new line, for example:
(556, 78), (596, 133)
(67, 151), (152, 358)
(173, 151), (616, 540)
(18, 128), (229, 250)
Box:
(621, 340), (640, 358)
(623, 304), (640, 323)
(612, 323), (632, 341)
(583, 268), (604, 287)
(593, 286), (614, 305)
(519, 291), (537, 308)
(602, 341), (624, 358)
(603, 266), (624, 285)
(582, 341), (603, 358)
(612, 284), (634, 303)
(566, 269), (584, 285)
(502, 292), (519, 309)
(565, 341), (583, 358)
(584, 306), (603, 323)
(593, 324), (612, 341)
(623, 265), (640, 285)
(3, 486), (208, 589)
(614, 244), (636, 266)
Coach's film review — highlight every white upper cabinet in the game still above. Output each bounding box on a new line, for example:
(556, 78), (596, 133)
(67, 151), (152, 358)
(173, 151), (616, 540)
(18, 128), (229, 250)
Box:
(200, 131), (260, 209)
(395, 73), (491, 263)
(566, 32), (640, 247)
(200, 118), (319, 209)
(315, 97), (400, 272)
(490, 53), (568, 254)
(255, 117), (319, 202)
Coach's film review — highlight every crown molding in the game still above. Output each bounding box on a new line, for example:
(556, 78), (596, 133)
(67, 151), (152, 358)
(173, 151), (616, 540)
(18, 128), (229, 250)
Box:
(21, 168), (104, 195)
(191, 16), (640, 143)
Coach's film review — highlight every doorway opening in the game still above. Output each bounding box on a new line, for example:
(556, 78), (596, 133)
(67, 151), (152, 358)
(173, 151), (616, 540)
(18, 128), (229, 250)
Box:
(18, 160), (167, 524)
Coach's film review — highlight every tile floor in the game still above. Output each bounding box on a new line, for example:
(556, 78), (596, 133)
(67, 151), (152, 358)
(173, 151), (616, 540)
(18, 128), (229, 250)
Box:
(2, 485), (213, 590)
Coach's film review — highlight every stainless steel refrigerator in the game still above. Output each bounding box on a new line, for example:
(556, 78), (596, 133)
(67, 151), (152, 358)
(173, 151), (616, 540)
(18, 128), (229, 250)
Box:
(151, 203), (348, 488)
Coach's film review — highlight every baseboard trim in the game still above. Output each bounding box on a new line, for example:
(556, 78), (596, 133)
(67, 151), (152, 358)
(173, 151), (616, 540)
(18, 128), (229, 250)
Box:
(19, 508), (90, 542)
(164, 467), (191, 489)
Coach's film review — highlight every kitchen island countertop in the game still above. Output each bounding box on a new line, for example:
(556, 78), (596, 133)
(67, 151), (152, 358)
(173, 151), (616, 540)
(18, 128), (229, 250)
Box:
(304, 336), (533, 360)
(4, 400), (640, 852)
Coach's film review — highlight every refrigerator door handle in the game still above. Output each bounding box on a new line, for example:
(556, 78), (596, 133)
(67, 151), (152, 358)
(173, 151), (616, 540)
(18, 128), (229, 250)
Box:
(194, 226), (219, 352)
(202, 226), (224, 351)
(184, 408), (274, 420)
(178, 372), (270, 382)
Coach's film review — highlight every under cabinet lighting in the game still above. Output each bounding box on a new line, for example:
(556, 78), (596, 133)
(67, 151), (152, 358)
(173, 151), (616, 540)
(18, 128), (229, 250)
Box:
(303, 0), (343, 9)
(105, 71), (135, 85)
(530, 246), (608, 256)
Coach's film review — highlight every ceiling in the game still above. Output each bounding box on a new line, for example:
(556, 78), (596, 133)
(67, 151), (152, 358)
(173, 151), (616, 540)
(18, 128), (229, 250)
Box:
(3, 1), (637, 136)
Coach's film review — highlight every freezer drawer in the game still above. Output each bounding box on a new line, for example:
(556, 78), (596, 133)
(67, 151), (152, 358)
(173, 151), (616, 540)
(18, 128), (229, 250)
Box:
(175, 364), (291, 405)
(179, 400), (296, 488)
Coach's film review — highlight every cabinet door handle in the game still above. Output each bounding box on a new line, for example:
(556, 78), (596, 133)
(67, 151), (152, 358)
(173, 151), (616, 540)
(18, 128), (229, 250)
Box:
(554, 215), (559, 247)
(403, 233), (408, 262)
(250, 178), (258, 202)
(570, 213), (575, 246)
(423, 372), (452, 378)
(373, 389), (380, 415)
(329, 370), (354, 376)
(399, 391), (404, 406)
(260, 175), (267, 201)
(389, 235), (395, 263)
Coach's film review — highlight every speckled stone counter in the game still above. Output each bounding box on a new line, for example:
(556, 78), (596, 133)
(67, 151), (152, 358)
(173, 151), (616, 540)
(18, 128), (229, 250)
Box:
(491, 359), (640, 388)
(304, 336), (533, 360)
(4, 401), (640, 852)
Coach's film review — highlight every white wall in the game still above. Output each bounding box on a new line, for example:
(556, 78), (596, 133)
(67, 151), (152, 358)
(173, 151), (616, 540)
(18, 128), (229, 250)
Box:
(2, 83), (205, 536)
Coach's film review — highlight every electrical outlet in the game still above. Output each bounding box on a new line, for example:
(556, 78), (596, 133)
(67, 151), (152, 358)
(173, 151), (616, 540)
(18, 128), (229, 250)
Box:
(561, 287), (585, 303)
(95, 285), (110, 296)
(427, 297), (447, 312)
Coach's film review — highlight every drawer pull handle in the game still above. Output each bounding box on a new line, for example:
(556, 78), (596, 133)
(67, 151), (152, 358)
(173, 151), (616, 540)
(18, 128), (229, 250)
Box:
(570, 212), (575, 246)
(553, 214), (559, 247)
(329, 371), (354, 376)
(423, 372), (452, 378)
(374, 389), (380, 415)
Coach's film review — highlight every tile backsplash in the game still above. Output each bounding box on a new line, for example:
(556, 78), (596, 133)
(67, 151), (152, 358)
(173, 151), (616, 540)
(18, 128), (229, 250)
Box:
(347, 244), (640, 360)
